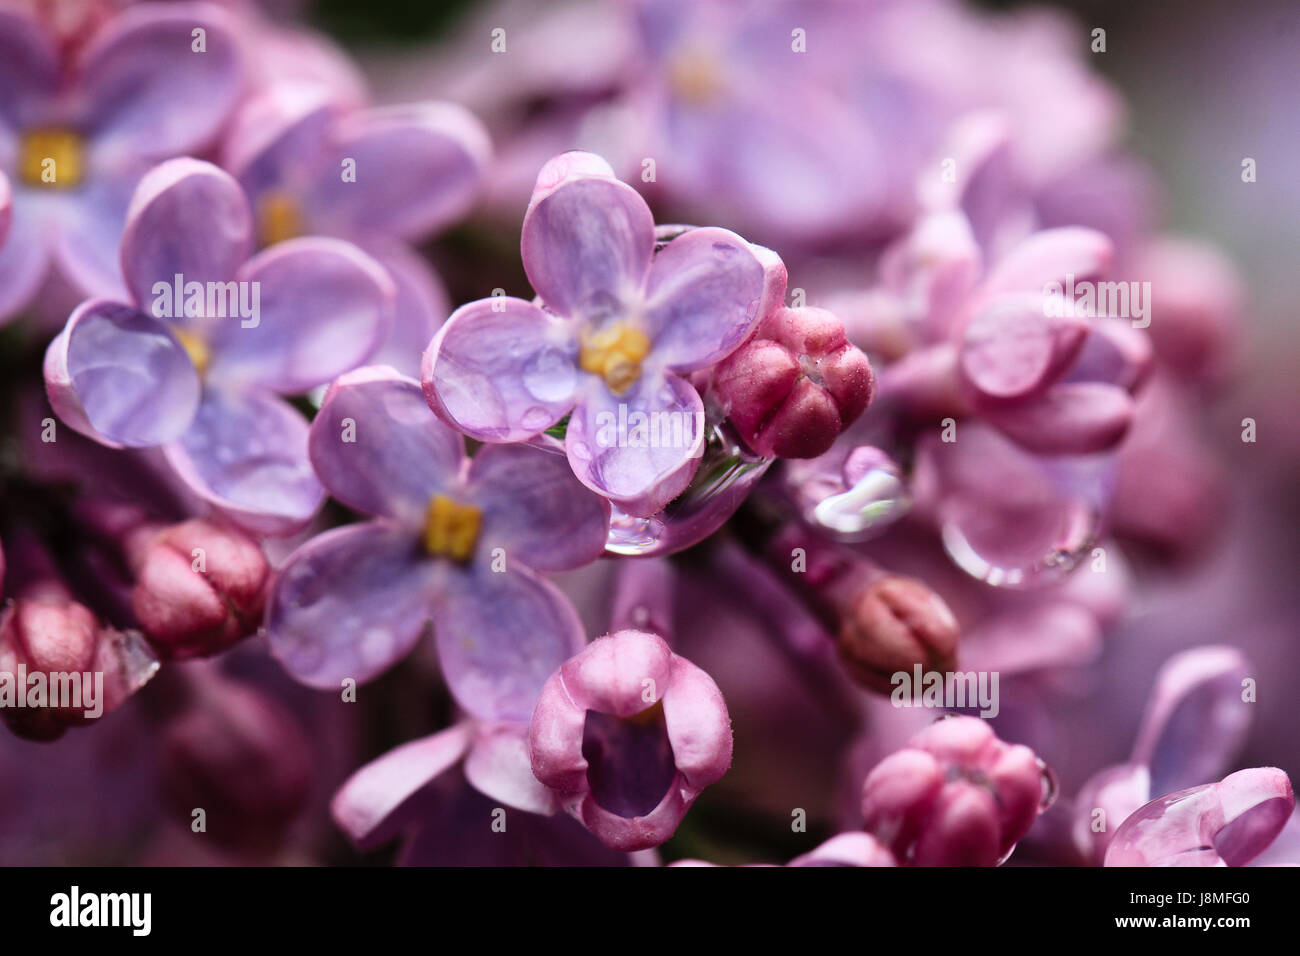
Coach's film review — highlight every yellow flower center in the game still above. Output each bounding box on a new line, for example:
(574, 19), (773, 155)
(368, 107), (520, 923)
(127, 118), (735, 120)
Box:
(423, 494), (482, 563)
(172, 326), (211, 378)
(20, 128), (84, 188)
(667, 49), (723, 105)
(258, 190), (304, 246)
(579, 323), (651, 395)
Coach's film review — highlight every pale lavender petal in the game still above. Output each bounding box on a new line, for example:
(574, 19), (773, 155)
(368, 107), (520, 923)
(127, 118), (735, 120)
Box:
(331, 723), (471, 848)
(0, 199), (53, 320)
(207, 237), (393, 393)
(306, 102), (490, 241)
(163, 386), (323, 536)
(120, 159), (252, 311)
(52, 173), (133, 301)
(983, 382), (1134, 456)
(79, 4), (243, 161)
(308, 367), (464, 524)
(1131, 647), (1253, 798)
(432, 562), (585, 723)
(565, 372), (703, 517)
(642, 227), (769, 372)
(422, 296), (578, 442)
(979, 227), (1114, 299)
(521, 161), (654, 322)
(267, 521), (434, 689)
(464, 723), (560, 815)
(362, 238), (451, 378)
(43, 300), (200, 447)
(466, 441), (610, 572)
(0, 8), (57, 133)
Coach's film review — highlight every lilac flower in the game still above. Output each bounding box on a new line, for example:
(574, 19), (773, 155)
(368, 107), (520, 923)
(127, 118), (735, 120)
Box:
(1104, 767), (1294, 867)
(0, 3), (243, 320)
(423, 150), (784, 517)
(529, 628), (733, 851)
(44, 158), (395, 534)
(223, 81), (491, 373)
(265, 365), (610, 720)
(332, 719), (645, 866)
(860, 716), (1052, 866)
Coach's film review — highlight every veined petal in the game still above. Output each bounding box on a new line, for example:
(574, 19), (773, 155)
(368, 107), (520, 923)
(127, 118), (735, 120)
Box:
(422, 296), (578, 442)
(267, 521), (434, 689)
(44, 300), (199, 447)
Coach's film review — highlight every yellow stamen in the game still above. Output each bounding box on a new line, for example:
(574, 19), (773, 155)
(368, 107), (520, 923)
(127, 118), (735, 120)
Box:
(172, 327), (211, 378)
(667, 50), (723, 105)
(423, 494), (483, 563)
(579, 324), (651, 395)
(258, 190), (303, 246)
(20, 128), (84, 188)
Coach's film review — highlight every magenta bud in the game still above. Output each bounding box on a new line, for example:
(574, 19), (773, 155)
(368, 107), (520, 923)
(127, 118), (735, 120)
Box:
(129, 519), (269, 659)
(861, 716), (1050, 866)
(836, 576), (960, 694)
(160, 672), (314, 855)
(713, 306), (873, 459)
(528, 629), (733, 851)
(0, 597), (98, 740)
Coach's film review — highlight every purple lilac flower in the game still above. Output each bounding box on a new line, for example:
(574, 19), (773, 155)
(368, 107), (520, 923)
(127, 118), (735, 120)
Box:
(0, 3), (243, 320)
(222, 81), (491, 373)
(265, 365), (610, 720)
(528, 628), (733, 851)
(43, 157), (395, 534)
(422, 150), (784, 517)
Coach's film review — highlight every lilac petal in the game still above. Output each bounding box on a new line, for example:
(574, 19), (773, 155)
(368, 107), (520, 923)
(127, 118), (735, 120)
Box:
(466, 441), (610, 572)
(789, 832), (898, 867)
(206, 237), (393, 393)
(163, 386), (323, 536)
(661, 654), (733, 791)
(464, 723), (560, 815)
(959, 293), (1088, 401)
(79, 5), (243, 160)
(432, 562), (585, 723)
(52, 174), (133, 301)
(422, 296), (578, 442)
(521, 164), (654, 322)
(1131, 647), (1253, 798)
(306, 102), (490, 241)
(267, 521), (434, 689)
(984, 382), (1134, 456)
(642, 227), (769, 372)
(331, 723), (471, 848)
(0, 196), (54, 320)
(309, 367), (464, 523)
(362, 238), (451, 378)
(564, 373), (704, 517)
(120, 159), (252, 312)
(1105, 769), (1294, 867)
(0, 8), (57, 132)
(980, 227), (1114, 299)
(224, 84), (338, 203)
(1072, 763), (1151, 864)
(44, 300), (200, 447)
(877, 211), (982, 340)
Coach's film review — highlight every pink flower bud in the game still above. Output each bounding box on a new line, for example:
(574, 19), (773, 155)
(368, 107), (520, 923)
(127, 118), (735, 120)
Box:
(861, 716), (1051, 865)
(713, 306), (873, 459)
(129, 519), (269, 659)
(160, 671), (314, 855)
(529, 629), (732, 851)
(837, 576), (960, 694)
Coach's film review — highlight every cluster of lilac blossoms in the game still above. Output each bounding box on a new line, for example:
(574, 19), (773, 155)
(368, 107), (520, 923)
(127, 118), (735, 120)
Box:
(0, 0), (1294, 870)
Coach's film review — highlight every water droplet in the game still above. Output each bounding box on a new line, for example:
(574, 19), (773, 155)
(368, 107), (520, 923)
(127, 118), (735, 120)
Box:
(1037, 757), (1059, 812)
(520, 406), (553, 431)
(522, 347), (576, 402)
(570, 440), (592, 462)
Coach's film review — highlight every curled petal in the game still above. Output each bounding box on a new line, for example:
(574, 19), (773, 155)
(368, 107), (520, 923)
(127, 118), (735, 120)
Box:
(267, 521), (433, 689)
(120, 159), (253, 311)
(44, 300), (200, 447)
(331, 724), (471, 848)
(984, 382), (1134, 456)
(467, 441), (610, 572)
(207, 237), (394, 393)
(163, 386), (323, 535)
(565, 373), (704, 517)
(433, 563), (585, 723)
(959, 293), (1088, 401)
(1131, 646), (1253, 798)
(642, 227), (770, 371)
(980, 227), (1114, 299)
(521, 167), (654, 322)
(309, 367), (464, 523)
(423, 296), (578, 441)
(79, 4), (243, 159)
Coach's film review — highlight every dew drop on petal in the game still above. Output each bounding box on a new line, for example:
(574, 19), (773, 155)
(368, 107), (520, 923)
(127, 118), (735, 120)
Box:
(522, 346), (577, 403)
